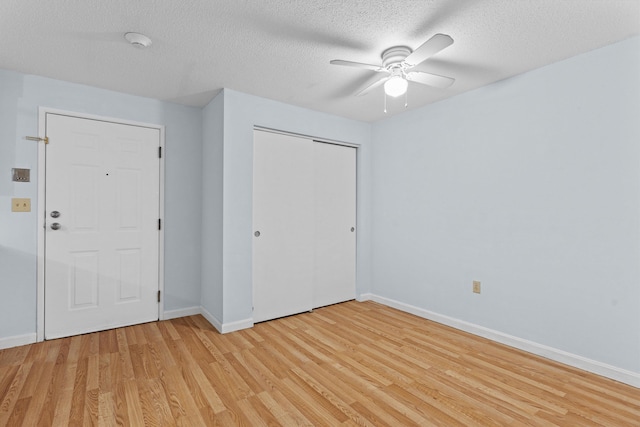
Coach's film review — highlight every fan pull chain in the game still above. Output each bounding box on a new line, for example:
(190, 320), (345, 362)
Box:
(384, 92), (387, 114)
(405, 90), (408, 108)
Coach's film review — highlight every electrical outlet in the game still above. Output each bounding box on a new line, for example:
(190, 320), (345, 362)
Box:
(473, 280), (481, 294)
(11, 198), (31, 212)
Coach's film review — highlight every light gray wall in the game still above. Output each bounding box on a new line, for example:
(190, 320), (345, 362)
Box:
(0, 70), (203, 339)
(220, 89), (372, 323)
(370, 36), (640, 373)
(201, 91), (224, 320)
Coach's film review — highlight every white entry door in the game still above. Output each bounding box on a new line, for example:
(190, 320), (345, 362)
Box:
(44, 113), (161, 339)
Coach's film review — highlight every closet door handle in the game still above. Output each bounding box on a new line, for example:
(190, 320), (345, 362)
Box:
(254, 231), (261, 237)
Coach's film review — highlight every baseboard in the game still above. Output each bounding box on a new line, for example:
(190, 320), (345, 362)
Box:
(220, 318), (254, 334)
(167, 306), (253, 335)
(365, 294), (640, 388)
(0, 333), (37, 350)
(356, 293), (373, 302)
(200, 306), (223, 332)
(163, 306), (201, 320)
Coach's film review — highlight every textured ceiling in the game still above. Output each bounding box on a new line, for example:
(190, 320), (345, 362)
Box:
(0, 0), (638, 122)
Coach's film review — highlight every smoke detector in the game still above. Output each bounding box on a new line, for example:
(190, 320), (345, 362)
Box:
(124, 32), (152, 48)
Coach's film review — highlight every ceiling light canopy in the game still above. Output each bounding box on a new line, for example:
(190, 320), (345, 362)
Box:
(124, 32), (152, 48)
(384, 75), (408, 97)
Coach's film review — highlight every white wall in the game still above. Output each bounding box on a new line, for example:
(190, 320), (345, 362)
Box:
(370, 36), (640, 374)
(0, 70), (203, 341)
(201, 91), (224, 321)
(218, 89), (372, 325)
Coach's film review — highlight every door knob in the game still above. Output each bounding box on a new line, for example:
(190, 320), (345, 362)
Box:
(50, 211), (60, 218)
(50, 222), (61, 230)
(254, 231), (261, 237)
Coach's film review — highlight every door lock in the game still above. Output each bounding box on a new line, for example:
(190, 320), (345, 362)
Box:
(50, 211), (60, 218)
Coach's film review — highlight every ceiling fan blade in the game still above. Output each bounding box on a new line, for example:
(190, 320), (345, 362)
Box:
(354, 76), (389, 96)
(404, 34), (454, 67)
(406, 71), (455, 89)
(330, 59), (385, 72)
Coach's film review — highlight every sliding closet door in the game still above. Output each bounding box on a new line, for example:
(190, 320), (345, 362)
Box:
(252, 131), (314, 323)
(313, 142), (356, 307)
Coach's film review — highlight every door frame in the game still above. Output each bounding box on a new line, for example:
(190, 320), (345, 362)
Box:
(252, 127), (358, 322)
(36, 107), (166, 342)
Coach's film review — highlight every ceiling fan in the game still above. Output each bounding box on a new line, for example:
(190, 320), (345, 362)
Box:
(330, 34), (455, 98)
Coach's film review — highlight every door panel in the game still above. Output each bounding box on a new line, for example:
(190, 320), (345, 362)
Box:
(252, 131), (314, 323)
(44, 113), (160, 339)
(313, 143), (357, 307)
(69, 251), (99, 308)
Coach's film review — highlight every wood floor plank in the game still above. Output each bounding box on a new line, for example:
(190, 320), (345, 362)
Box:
(0, 363), (31, 426)
(4, 396), (30, 426)
(257, 389), (313, 426)
(1, 300), (638, 426)
(177, 352), (226, 413)
(234, 396), (273, 426)
(20, 361), (56, 426)
(0, 366), (18, 404)
(83, 387), (99, 426)
(68, 357), (88, 426)
(123, 380), (145, 426)
(144, 378), (175, 426)
(0, 345), (29, 367)
(97, 391), (117, 427)
(159, 366), (207, 425)
(50, 361), (77, 426)
(256, 391), (300, 425)
(278, 377), (348, 425)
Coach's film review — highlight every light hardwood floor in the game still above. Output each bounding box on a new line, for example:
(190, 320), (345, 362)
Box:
(0, 301), (638, 426)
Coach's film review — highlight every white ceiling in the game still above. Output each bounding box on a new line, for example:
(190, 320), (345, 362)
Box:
(1, 0), (638, 122)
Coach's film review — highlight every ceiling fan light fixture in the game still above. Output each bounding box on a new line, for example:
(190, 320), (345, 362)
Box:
(384, 75), (408, 97)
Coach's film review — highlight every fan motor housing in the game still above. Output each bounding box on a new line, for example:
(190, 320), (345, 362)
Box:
(381, 46), (412, 68)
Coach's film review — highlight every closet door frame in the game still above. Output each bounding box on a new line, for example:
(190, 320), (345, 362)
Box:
(252, 127), (358, 323)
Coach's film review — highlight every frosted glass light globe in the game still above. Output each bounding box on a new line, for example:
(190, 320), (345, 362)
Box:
(384, 76), (408, 97)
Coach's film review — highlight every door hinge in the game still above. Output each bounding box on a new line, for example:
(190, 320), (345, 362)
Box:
(158, 146), (162, 158)
(25, 136), (49, 144)
(157, 290), (161, 303)
(158, 218), (161, 230)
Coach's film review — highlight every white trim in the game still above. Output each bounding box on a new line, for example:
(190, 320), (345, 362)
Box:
(199, 306), (253, 334)
(36, 111), (46, 342)
(36, 107), (166, 341)
(221, 318), (254, 334)
(157, 124), (166, 321)
(253, 126), (360, 148)
(200, 306), (223, 333)
(0, 333), (37, 350)
(163, 306), (201, 320)
(356, 293), (373, 302)
(365, 294), (640, 388)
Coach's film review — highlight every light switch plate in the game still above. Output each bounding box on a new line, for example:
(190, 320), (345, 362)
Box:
(11, 198), (31, 212)
(12, 168), (30, 182)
